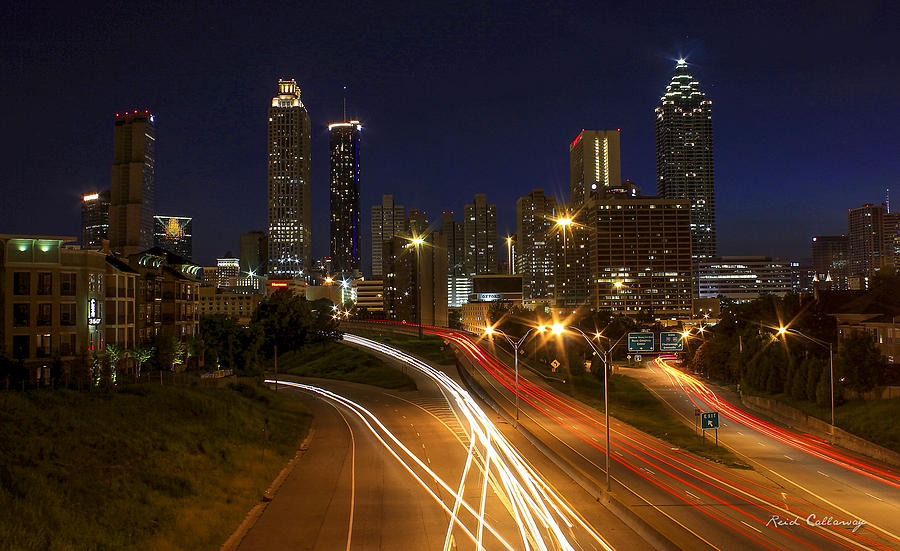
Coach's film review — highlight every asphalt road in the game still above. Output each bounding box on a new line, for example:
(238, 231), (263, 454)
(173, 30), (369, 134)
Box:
(440, 330), (899, 551)
(627, 359), (900, 546)
(235, 340), (648, 550)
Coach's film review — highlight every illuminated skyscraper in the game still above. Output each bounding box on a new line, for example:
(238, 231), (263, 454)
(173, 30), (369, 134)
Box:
(516, 189), (556, 306)
(267, 79), (311, 278)
(463, 194), (497, 275)
(329, 120), (362, 274)
(656, 59), (715, 283)
(109, 110), (155, 256)
(569, 130), (621, 207)
(81, 190), (110, 250)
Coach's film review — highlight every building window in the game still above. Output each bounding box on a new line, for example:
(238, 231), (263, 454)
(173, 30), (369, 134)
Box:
(37, 303), (52, 326)
(12, 336), (29, 359)
(37, 272), (52, 295)
(13, 272), (30, 295)
(60, 334), (77, 356)
(13, 304), (30, 327)
(60, 303), (76, 326)
(36, 334), (51, 358)
(60, 273), (76, 296)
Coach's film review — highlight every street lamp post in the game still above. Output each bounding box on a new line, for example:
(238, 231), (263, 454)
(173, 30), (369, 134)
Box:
(564, 326), (625, 492)
(777, 327), (835, 442)
(411, 237), (425, 339)
(484, 325), (546, 424)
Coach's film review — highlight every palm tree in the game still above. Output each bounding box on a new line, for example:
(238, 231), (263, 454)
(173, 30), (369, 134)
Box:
(105, 343), (125, 386)
(131, 346), (154, 381)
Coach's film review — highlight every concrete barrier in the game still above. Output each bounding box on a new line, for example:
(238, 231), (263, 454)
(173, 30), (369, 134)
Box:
(740, 394), (900, 468)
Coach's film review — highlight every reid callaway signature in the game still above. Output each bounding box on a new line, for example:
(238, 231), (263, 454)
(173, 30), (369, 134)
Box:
(766, 514), (867, 533)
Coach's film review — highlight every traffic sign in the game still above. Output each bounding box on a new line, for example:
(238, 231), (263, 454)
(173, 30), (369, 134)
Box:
(701, 411), (719, 429)
(550, 359), (560, 372)
(660, 332), (684, 352)
(627, 332), (654, 352)
(634, 355), (642, 362)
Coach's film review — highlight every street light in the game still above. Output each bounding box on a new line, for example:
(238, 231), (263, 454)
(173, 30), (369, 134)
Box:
(410, 236), (425, 338)
(776, 326), (835, 442)
(506, 235), (514, 275)
(482, 325), (544, 424)
(551, 325), (625, 492)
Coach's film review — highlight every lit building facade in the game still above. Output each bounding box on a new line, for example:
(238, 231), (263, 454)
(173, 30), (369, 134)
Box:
(589, 196), (693, 318)
(329, 120), (362, 274)
(516, 189), (557, 305)
(847, 203), (893, 279)
(198, 286), (263, 325)
(463, 194), (497, 276)
(354, 279), (384, 313)
(698, 257), (798, 302)
(267, 79), (311, 278)
(441, 211), (468, 307)
(656, 60), (716, 283)
(371, 195), (406, 278)
(569, 130), (621, 207)
(382, 232), (448, 327)
(811, 235), (849, 290)
(153, 216), (192, 260)
(240, 231), (267, 276)
(109, 110), (156, 257)
(216, 256), (240, 289)
(553, 207), (591, 310)
(1, 235), (137, 383)
(129, 248), (200, 342)
(81, 190), (110, 250)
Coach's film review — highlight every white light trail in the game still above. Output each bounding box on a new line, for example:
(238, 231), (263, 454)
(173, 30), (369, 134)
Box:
(267, 333), (615, 551)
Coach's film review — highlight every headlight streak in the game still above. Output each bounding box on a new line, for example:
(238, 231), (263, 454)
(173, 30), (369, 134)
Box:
(270, 333), (616, 551)
(343, 334), (615, 551)
(365, 322), (896, 551)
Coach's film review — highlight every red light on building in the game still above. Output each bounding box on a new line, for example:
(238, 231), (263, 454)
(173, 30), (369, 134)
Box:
(270, 281), (288, 288)
(570, 132), (582, 149)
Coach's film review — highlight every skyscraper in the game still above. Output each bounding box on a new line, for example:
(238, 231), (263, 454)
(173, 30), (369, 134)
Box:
(463, 194), (497, 275)
(267, 79), (311, 279)
(811, 235), (849, 289)
(441, 211), (469, 308)
(240, 231), (267, 275)
(329, 120), (362, 274)
(81, 190), (110, 250)
(656, 59), (715, 278)
(371, 195), (406, 278)
(109, 110), (155, 256)
(847, 203), (889, 277)
(153, 216), (193, 260)
(569, 130), (621, 207)
(516, 189), (556, 306)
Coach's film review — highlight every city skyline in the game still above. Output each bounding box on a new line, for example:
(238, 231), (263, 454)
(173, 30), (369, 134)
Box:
(3, 3), (898, 266)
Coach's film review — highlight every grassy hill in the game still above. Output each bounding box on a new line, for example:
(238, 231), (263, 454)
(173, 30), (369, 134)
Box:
(0, 382), (310, 551)
(271, 340), (416, 390)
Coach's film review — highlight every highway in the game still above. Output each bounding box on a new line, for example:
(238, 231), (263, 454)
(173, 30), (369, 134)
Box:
(628, 357), (900, 545)
(349, 321), (900, 551)
(236, 334), (643, 550)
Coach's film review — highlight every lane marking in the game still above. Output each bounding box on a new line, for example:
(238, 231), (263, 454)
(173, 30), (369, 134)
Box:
(865, 492), (883, 502)
(741, 521), (763, 534)
(817, 471), (829, 477)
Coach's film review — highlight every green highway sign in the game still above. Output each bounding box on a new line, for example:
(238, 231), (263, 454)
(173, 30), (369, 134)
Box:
(627, 332), (654, 352)
(701, 411), (719, 429)
(660, 332), (684, 352)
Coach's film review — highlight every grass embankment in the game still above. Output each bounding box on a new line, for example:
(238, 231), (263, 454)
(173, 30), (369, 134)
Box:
(345, 330), (457, 365)
(271, 340), (416, 390)
(554, 374), (751, 469)
(0, 383), (311, 551)
(746, 390), (900, 453)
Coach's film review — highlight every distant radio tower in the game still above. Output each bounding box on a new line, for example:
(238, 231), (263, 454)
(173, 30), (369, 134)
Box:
(886, 188), (891, 213)
(343, 85), (347, 121)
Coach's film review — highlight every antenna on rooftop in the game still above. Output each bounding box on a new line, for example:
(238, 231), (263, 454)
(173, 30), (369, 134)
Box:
(343, 85), (347, 121)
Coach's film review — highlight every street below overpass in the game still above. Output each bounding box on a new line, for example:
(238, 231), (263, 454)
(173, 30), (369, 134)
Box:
(235, 335), (647, 551)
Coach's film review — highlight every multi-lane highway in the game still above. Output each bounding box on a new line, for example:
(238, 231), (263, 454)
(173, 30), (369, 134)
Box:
(236, 334), (644, 550)
(350, 321), (900, 551)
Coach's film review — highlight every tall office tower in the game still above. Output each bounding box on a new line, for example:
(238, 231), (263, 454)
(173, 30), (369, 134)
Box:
(216, 255), (240, 289)
(267, 79), (311, 279)
(553, 206), (591, 310)
(884, 212), (900, 270)
(698, 257), (799, 302)
(153, 216), (193, 260)
(589, 195), (693, 318)
(371, 195), (406, 278)
(569, 130), (621, 207)
(407, 209), (428, 236)
(81, 190), (110, 250)
(847, 203), (888, 277)
(328, 120), (362, 274)
(109, 110), (156, 256)
(811, 235), (849, 289)
(441, 211), (470, 308)
(381, 231), (448, 327)
(240, 231), (268, 275)
(463, 194), (497, 275)
(656, 59), (715, 282)
(516, 189), (557, 307)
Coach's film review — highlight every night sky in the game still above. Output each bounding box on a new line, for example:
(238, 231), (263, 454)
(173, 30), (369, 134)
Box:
(3, 1), (898, 269)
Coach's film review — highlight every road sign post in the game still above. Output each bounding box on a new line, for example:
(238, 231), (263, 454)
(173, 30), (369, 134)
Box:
(660, 332), (684, 352)
(700, 411), (719, 445)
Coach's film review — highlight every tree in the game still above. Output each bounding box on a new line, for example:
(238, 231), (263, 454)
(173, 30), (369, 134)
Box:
(131, 346), (154, 380)
(105, 343), (125, 385)
(252, 290), (340, 355)
(836, 330), (885, 394)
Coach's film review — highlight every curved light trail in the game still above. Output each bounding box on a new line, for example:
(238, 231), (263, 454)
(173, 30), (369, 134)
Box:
(346, 320), (900, 551)
(267, 333), (616, 551)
